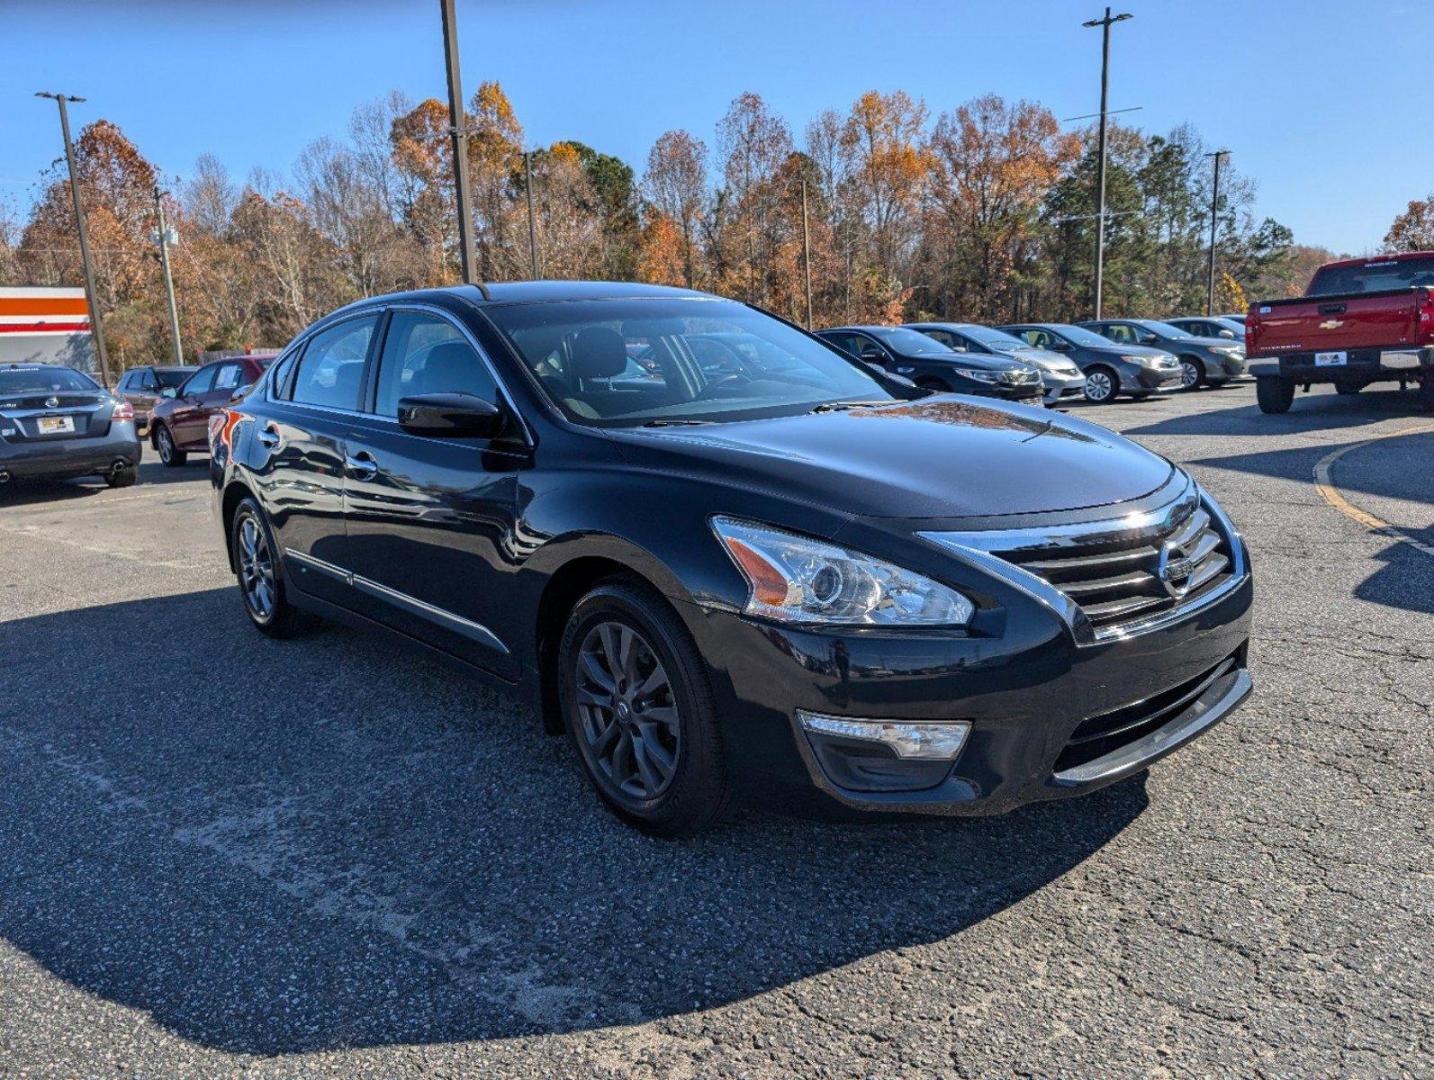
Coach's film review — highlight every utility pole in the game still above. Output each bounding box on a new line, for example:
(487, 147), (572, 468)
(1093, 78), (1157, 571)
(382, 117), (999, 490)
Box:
(439, 0), (487, 295)
(800, 177), (814, 329)
(524, 150), (540, 279)
(153, 185), (184, 365)
(1082, 7), (1132, 320)
(1205, 149), (1229, 316)
(35, 91), (112, 388)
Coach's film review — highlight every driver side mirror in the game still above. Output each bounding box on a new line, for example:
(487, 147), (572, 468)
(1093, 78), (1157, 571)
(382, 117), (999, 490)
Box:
(398, 393), (507, 439)
(1048, 341), (1070, 352)
(859, 347), (886, 364)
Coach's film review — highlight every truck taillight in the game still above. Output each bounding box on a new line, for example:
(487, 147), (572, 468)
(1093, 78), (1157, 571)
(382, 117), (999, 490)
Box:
(1420, 288), (1434, 325)
(110, 398), (134, 422)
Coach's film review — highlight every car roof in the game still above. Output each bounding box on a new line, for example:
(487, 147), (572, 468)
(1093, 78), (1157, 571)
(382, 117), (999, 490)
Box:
(328, 281), (714, 319)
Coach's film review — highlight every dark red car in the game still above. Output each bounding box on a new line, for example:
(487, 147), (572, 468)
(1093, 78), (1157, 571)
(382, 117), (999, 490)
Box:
(150, 355), (275, 466)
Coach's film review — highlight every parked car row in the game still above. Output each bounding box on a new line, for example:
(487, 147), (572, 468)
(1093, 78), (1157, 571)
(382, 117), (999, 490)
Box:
(816, 315), (1249, 405)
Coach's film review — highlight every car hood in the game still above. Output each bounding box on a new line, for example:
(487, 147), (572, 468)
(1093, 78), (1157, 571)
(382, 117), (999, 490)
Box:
(617, 397), (1174, 520)
(1088, 343), (1172, 360)
(1002, 347), (1079, 371)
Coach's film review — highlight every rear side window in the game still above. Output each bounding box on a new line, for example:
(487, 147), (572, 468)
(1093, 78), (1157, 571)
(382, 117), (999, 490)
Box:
(214, 363), (245, 391)
(372, 311), (496, 417)
(1309, 256), (1434, 295)
(184, 366), (218, 395)
(291, 317), (377, 410)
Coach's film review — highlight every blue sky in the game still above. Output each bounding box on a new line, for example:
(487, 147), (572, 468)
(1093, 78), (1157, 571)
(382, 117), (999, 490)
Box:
(3, 0), (1427, 255)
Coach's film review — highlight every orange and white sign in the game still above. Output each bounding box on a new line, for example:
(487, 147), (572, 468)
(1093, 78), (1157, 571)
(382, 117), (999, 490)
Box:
(0, 286), (90, 336)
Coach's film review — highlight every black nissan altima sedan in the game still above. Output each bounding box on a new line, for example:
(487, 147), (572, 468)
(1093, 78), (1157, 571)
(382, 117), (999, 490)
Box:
(210, 282), (1253, 835)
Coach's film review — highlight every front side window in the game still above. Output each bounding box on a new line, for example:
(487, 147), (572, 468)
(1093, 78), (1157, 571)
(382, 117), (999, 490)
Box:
(183, 366), (218, 396)
(1103, 324), (1136, 344)
(373, 311), (497, 417)
(155, 369), (188, 390)
(487, 299), (898, 425)
(290, 316), (377, 410)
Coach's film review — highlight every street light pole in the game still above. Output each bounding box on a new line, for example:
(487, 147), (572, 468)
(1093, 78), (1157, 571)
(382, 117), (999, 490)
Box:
(1205, 149), (1229, 316)
(439, 0), (487, 296)
(800, 177), (814, 329)
(35, 91), (112, 388)
(153, 185), (184, 365)
(1082, 7), (1132, 320)
(524, 150), (540, 279)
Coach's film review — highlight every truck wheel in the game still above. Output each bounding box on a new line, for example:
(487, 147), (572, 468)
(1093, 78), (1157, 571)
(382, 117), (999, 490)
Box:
(1256, 375), (1295, 414)
(1335, 381), (1362, 396)
(1180, 357), (1206, 390)
(1418, 378), (1434, 412)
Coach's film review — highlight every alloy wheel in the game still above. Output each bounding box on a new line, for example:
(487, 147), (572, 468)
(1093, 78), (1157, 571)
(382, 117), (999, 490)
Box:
(236, 514), (276, 621)
(158, 427), (174, 464)
(1181, 360), (1201, 389)
(575, 620), (681, 800)
(1085, 370), (1114, 402)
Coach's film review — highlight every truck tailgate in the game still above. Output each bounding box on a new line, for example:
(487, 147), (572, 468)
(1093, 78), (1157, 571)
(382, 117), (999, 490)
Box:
(1248, 289), (1425, 355)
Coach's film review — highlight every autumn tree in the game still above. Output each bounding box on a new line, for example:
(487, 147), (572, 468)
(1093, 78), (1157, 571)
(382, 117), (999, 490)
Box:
(716, 92), (792, 303)
(1384, 195), (1434, 252)
(642, 130), (708, 287)
(841, 90), (929, 283)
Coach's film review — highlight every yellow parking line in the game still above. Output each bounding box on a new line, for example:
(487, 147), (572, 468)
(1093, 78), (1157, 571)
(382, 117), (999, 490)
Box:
(1312, 424), (1434, 558)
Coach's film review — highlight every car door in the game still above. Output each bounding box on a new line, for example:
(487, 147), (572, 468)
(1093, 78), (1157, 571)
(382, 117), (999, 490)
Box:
(340, 306), (525, 678)
(130, 369), (162, 426)
(258, 314), (380, 607)
(169, 364), (218, 447)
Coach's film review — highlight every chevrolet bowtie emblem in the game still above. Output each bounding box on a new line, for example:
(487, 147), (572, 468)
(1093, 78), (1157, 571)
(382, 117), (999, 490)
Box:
(1319, 319), (1344, 330)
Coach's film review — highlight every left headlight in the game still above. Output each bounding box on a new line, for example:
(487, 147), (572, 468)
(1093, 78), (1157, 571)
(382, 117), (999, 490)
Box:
(711, 517), (975, 627)
(952, 367), (1000, 384)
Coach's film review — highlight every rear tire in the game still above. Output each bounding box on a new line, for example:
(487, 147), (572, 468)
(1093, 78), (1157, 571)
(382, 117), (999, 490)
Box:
(1083, 366), (1118, 404)
(1256, 375), (1295, 414)
(558, 577), (733, 837)
(230, 497), (314, 639)
(105, 465), (137, 488)
(1334, 381), (1362, 396)
(1418, 378), (1434, 412)
(156, 424), (187, 467)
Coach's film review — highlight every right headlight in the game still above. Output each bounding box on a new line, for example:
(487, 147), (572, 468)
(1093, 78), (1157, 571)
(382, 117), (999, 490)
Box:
(711, 517), (974, 627)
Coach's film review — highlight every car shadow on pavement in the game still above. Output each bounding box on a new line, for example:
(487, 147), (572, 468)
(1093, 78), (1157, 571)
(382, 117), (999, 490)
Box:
(0, 460), (201, 506)
(1121, 385), (1429, 438)
(0, 587), (1147, 1055)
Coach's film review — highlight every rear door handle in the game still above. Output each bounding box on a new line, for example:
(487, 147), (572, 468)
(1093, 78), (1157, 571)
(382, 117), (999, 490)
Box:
(345, 451), (378, 481)
(256, 424), (280, 448)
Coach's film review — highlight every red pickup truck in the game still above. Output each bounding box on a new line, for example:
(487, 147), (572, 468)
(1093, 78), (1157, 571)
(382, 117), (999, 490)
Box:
(1246, 251), (1434, 413)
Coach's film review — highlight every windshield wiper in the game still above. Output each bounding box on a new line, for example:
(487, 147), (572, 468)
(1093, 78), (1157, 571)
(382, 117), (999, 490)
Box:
(809, 399), (891, 413)
(641, 418), (712, 427)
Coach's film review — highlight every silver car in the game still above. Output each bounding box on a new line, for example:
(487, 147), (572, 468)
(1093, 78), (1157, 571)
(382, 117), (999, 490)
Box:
(0, 363), (141, 489)
(904, 322), (1086, 405)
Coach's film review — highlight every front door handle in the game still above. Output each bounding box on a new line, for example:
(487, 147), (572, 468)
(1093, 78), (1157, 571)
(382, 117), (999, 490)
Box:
(256, 424), (280, 448)
(345, 451), (378, 481)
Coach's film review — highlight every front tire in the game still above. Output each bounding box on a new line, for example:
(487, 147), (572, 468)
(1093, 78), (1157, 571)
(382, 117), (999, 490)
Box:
(1180, 356), (1206, 390)
(230, 498), (313, 639)
(559, 578), (732, 837)
(1256, 375), (1295, 414)
(1334, 381), (1362, 396)
(1083, 366), (1118, 404)
(156, 424), (187, 467)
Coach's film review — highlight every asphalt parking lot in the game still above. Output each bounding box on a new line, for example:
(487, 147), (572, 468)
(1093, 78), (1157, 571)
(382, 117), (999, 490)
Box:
(1, 381), (1430, 1079)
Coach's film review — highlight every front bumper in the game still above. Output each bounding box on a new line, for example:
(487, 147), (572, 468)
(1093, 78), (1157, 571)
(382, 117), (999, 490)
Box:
(1042, 374), (1086, 404)
(1126, 366), (1184, 392)
(685, 553), (1252, 817)
(0, 423), (142, 481)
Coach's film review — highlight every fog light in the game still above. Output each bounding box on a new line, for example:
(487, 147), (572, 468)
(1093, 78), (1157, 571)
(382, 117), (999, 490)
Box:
(796, 710), (971, 760)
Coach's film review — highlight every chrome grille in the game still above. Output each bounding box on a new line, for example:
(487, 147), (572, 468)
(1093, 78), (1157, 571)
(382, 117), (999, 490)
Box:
(997, 499), (1233, 635)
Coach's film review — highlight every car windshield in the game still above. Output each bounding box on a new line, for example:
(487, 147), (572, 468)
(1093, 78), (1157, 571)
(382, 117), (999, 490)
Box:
(1135, 320), (1194, 340)
(0, 366), (99, 395)
(1309, 256), (1434, 296)
(867, 327), (955, 355)
(156, 369), (191, 388)
(1051, 325), (1117, 347)
(956, 325), (1029, 351)
(485, 298), (900, 425)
